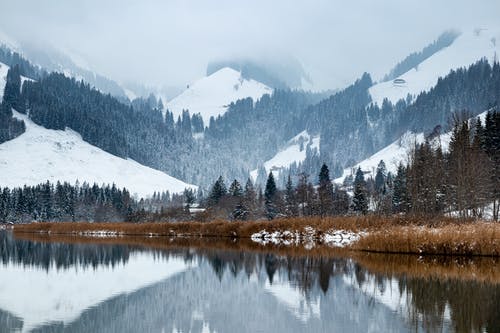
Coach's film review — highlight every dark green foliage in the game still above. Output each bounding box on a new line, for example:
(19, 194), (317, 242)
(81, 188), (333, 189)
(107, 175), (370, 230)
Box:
(318, 164), (334, 216)
(392, 163), (409, 213)
(228, 179), (243, 197)
(264, 172), (278, 219)
(0, 181), (133, 223)
(352, 167), (368, 214)
(208, 176), (227, 205)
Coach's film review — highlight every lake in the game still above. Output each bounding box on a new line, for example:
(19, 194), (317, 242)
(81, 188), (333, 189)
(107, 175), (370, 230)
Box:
(0, 231), (498, 333)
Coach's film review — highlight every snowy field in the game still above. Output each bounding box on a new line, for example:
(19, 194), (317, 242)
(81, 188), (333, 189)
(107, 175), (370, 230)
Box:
(0, 111), (197, 198)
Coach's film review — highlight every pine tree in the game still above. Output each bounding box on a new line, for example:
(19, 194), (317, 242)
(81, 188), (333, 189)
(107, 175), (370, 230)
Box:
(317, 163), (334, 216)
(352, 167), (368, 214)
(229, 180), (243, 197)
(392, 163), (408, 213)
(208, 176), (227, 206)
(374, 160), (387, 193)
(284, 174), (298, 217)
(264, 172), (278, 219)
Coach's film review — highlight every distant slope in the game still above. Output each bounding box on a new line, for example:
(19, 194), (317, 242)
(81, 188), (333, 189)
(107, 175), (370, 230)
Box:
(0, 111), (196, 198)
(250, 131), (320, 182)
(335, 111), (489, 182)
(370, 28), (500, 106)
(382, 30), (460, 82)
(166, 67), (272, 125)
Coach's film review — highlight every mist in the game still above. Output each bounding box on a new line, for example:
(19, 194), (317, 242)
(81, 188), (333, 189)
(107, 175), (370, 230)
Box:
(1, 0), (499, 91)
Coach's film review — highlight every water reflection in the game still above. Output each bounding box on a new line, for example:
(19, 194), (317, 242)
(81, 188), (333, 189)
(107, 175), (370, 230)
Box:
(0, 231), (498, 333)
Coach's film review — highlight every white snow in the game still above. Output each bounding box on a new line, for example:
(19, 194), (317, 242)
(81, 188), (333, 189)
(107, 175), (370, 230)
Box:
(0, 253), (191, 332)
(370, 28), (500, 106)
(0, 111), (197, 198)
(166, 67), (272, 125)
(0, 61), (8, 101)
(123, 87), (138, 101)
(250, 130), (320, 181)
(335, 132), (424, 183)
(251, 227), (364, 248)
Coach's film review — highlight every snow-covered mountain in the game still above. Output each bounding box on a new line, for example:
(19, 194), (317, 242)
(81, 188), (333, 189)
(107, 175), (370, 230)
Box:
(250, 131), (320, 182)
(0, 111), (196, 198)
(166, 67), (272, 125)
(335, 110), (489, 183)
(369, 28), (500, 106)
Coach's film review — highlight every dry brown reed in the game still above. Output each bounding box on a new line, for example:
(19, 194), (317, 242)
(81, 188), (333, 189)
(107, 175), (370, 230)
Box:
(12, 216), (500, 256)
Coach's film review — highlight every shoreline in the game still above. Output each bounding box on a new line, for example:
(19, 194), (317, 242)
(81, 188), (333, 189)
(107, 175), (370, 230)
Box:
(11, 232), (500, 285)
(11, 216), (500, 257)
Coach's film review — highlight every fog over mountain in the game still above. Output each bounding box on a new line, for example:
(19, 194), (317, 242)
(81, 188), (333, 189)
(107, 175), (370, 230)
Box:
(1, 0), (498, 91)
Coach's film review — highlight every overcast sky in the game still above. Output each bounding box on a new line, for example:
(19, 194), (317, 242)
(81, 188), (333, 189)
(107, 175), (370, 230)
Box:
(1, 0), (499, 90)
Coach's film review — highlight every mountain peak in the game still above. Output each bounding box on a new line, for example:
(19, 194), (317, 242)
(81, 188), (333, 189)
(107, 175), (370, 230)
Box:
(166, 67), (273, 125)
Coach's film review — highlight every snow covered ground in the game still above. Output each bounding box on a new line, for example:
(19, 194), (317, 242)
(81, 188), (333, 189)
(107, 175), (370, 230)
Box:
(0, 253), (192, 332)
(369, 28), (500, 106)
(251, 227), (364, 248)
(0, 111), (197, 198)
(335, 132), (424, 183)
(250, 130), (320, 181)
(166, 67), (272, 125)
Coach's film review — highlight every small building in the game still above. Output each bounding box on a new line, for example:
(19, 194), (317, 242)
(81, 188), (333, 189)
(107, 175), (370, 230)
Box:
(393, 78), (406, 86)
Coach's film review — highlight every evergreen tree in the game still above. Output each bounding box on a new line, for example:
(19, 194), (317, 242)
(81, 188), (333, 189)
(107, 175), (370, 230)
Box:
(374, 160), (387, 193)
(208, 176), (227, 206)
(317, 163), (334, 216)
(352, 167), (368, 214)
(284, 174), (298, 217)
(264, 172), (278, 219)
(229, 180), (243, 197)
(392, 163), (409, 213)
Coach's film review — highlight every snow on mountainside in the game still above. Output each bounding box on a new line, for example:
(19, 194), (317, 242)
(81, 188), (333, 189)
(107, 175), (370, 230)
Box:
(0, 61), (35, 100)
(335, 111), (489, 183)
(166, 67), (273, 125)
(370, 28), (500, 106)
(0, 111), (197, 198)
(250, 131), (320, 181)
(0, 61), (8, 100)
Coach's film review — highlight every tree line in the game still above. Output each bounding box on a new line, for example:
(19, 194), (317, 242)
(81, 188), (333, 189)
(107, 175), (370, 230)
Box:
(203, 109), (499, 221)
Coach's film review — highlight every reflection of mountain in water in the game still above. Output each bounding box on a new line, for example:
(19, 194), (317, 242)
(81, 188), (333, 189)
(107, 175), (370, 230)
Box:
(25, 259), (411, 333)
(0, 232), (498, 333)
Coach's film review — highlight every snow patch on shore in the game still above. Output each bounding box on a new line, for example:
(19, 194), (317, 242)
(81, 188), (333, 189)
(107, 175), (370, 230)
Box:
(251, 227), (365, 248)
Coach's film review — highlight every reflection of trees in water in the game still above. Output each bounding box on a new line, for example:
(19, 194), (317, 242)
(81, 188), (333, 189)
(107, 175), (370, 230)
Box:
(0, 232), (132, 270)
(1, 232), (499, 332)
(0, 232), (193, 270)
(401, 277), (500, 333)
(199, 250), (499, 333)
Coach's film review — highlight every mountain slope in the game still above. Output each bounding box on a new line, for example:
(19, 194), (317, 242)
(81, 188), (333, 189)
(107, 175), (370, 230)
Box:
(0, 111), (196, 198)
(370, 28), (500, 106)
(250, 130), (320, 182)
(335, 110), (489, 183)
(166, 67), (272, 124)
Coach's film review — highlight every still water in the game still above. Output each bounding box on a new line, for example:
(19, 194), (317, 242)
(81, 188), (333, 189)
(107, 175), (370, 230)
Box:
(0, 231), (498, 333)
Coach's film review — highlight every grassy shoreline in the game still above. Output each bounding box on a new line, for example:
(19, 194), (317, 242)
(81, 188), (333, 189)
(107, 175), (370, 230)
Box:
(12, 216), (500, 256)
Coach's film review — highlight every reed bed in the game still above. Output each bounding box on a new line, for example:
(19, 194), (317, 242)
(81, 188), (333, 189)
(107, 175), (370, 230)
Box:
(12, 216), (500, 256)
(353, 223), (499, 256)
